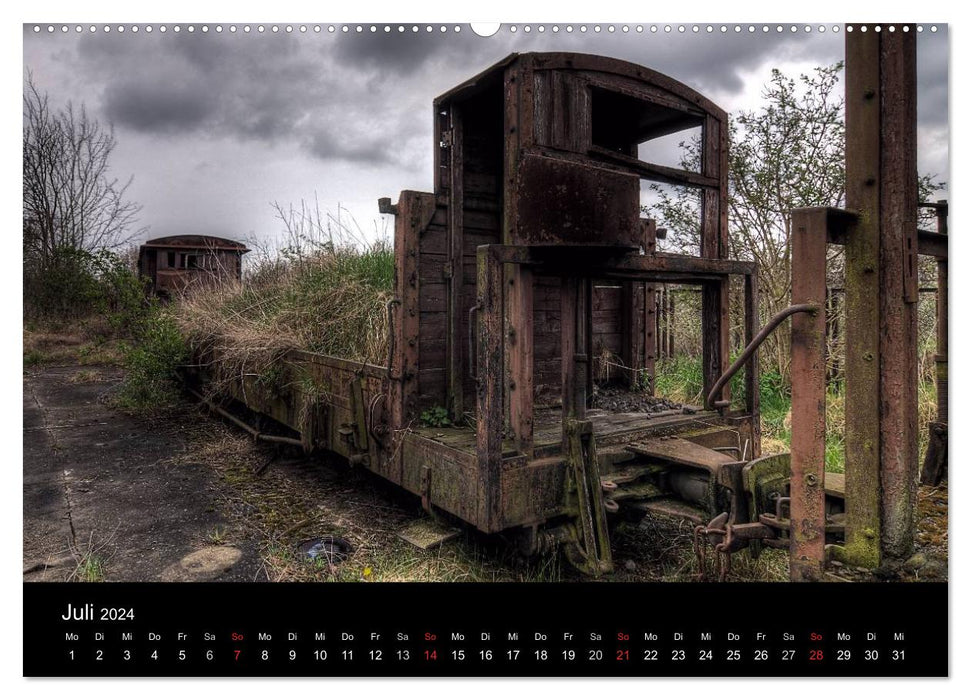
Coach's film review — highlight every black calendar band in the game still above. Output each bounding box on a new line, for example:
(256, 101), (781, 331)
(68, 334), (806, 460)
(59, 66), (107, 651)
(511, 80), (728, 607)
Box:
(24, 582), (947, 677)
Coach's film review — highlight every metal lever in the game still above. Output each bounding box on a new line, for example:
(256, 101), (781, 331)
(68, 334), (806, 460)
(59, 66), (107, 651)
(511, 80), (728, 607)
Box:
(705, 303), (818, 410)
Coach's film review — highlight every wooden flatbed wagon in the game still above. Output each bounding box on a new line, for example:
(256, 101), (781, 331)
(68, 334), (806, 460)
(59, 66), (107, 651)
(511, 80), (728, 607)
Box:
(187, 51), (859, 577)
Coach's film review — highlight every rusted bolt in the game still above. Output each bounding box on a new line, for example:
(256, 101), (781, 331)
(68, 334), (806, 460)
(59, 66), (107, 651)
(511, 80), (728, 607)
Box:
(863, 528), (876, 539)
(864, 89), (876, 99)
(805, 473), (819, 487)
(863, 352), (874, 362)
(865, 177), (876, 186)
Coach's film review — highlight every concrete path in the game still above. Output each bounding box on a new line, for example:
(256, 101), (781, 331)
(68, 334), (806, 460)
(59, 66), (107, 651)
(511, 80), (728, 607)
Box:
(23, 366), (262, 582)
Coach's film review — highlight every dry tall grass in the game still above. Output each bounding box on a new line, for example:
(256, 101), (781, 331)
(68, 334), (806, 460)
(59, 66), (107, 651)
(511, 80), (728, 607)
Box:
(174, 236), (394, 393)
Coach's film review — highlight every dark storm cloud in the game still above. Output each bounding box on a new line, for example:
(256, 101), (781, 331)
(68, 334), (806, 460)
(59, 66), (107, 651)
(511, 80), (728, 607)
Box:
(332, 29), (475, 74)
(66, 30), (432, 169)
(53, 27), (851, 169)
(103, 79), (216, 133)
(25, 24), (949, 184)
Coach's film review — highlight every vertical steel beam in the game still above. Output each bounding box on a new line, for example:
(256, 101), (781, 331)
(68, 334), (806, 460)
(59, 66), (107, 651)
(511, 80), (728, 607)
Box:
(644, 283), (657, 395)
(744, 271), (762, 458)
(840, 26), (919, 567)
(789, 209), (828, 581)
(842, 28), (883, 568)
(836, 31), (881, 567)
(668, 290), (676, 358)
(877, 27), (919, 559)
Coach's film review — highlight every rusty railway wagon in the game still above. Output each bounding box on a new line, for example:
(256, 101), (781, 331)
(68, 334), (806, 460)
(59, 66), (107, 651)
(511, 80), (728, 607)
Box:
(187, 52), (849, 577)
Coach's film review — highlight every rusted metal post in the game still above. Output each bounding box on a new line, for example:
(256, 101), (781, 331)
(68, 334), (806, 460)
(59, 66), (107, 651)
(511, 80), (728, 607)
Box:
(622, 281), (641, 388)
(789, 208), (828, 581)
(657, 285), (665, 359)
(668, 291), (676, 358)
(877, 25), (919, 560)
(477, 245), (504, 530)
(841, 28), (883, 569)
(838, 26), (919, 566)
(644, 283), (657, 394)
(744, 271), (762, 457)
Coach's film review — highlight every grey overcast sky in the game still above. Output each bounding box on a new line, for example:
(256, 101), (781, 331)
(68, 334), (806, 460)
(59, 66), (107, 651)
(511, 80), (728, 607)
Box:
(23, 24), (949, 249)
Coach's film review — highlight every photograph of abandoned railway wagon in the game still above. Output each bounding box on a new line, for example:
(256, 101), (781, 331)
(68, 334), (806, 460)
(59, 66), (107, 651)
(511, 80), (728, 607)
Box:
(23, 24), (948, 587)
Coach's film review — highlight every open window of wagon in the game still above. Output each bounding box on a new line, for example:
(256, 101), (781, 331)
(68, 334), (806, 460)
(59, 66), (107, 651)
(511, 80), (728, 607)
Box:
(185, 53), (847, 577)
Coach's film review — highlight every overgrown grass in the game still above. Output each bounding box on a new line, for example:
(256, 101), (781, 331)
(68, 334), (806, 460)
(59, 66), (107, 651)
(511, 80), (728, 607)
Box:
(23, 325), (128, 369)
(173, 240), (394, 395)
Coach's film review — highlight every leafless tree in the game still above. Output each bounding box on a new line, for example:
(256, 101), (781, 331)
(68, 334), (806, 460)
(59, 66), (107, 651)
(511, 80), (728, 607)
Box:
(23, 74), (144, 272)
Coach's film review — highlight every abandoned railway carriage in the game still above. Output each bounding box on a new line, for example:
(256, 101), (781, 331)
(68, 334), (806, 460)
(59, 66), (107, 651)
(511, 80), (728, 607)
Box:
(139, 235), (249, 297)
(188, 52), (852, 578)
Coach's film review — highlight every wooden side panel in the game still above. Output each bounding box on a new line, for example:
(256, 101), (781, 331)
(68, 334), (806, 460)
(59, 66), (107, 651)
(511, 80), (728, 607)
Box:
(416, 206), (449, 411)
(508, 266), (534, 454)
(446, 103), (465, 420)
(533, 274), (563, 402)
(591, 284), (624, 378)
(401, 435), (480, 525)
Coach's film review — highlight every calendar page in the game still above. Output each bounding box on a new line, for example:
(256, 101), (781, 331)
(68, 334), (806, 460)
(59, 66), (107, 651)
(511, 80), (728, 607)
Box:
(21, 14), (950, 681)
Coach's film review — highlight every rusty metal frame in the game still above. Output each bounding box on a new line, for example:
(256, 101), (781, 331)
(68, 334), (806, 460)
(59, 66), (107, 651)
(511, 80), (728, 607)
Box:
(789, 209), (829, 581)
(474, 243), (760, 473)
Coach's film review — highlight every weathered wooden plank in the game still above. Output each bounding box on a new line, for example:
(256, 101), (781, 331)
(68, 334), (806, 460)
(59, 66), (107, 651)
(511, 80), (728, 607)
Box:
(447, 103), (466, 421)
(744, 271), (761, 457)
(507, 265), (534, 454)
(627, 437), (735, 472)
(476, 246), (505, 530)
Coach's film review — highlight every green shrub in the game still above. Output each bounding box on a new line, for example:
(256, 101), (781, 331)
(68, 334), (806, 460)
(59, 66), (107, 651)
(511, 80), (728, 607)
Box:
(419, 406), (451, 428)
(116, 310), (187, 410)
(24, 246), (149, 329)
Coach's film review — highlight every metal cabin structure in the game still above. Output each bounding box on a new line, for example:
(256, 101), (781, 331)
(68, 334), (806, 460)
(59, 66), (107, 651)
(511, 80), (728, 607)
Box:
(139, 235), (250, 297)
(187, 39), (944, 581)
